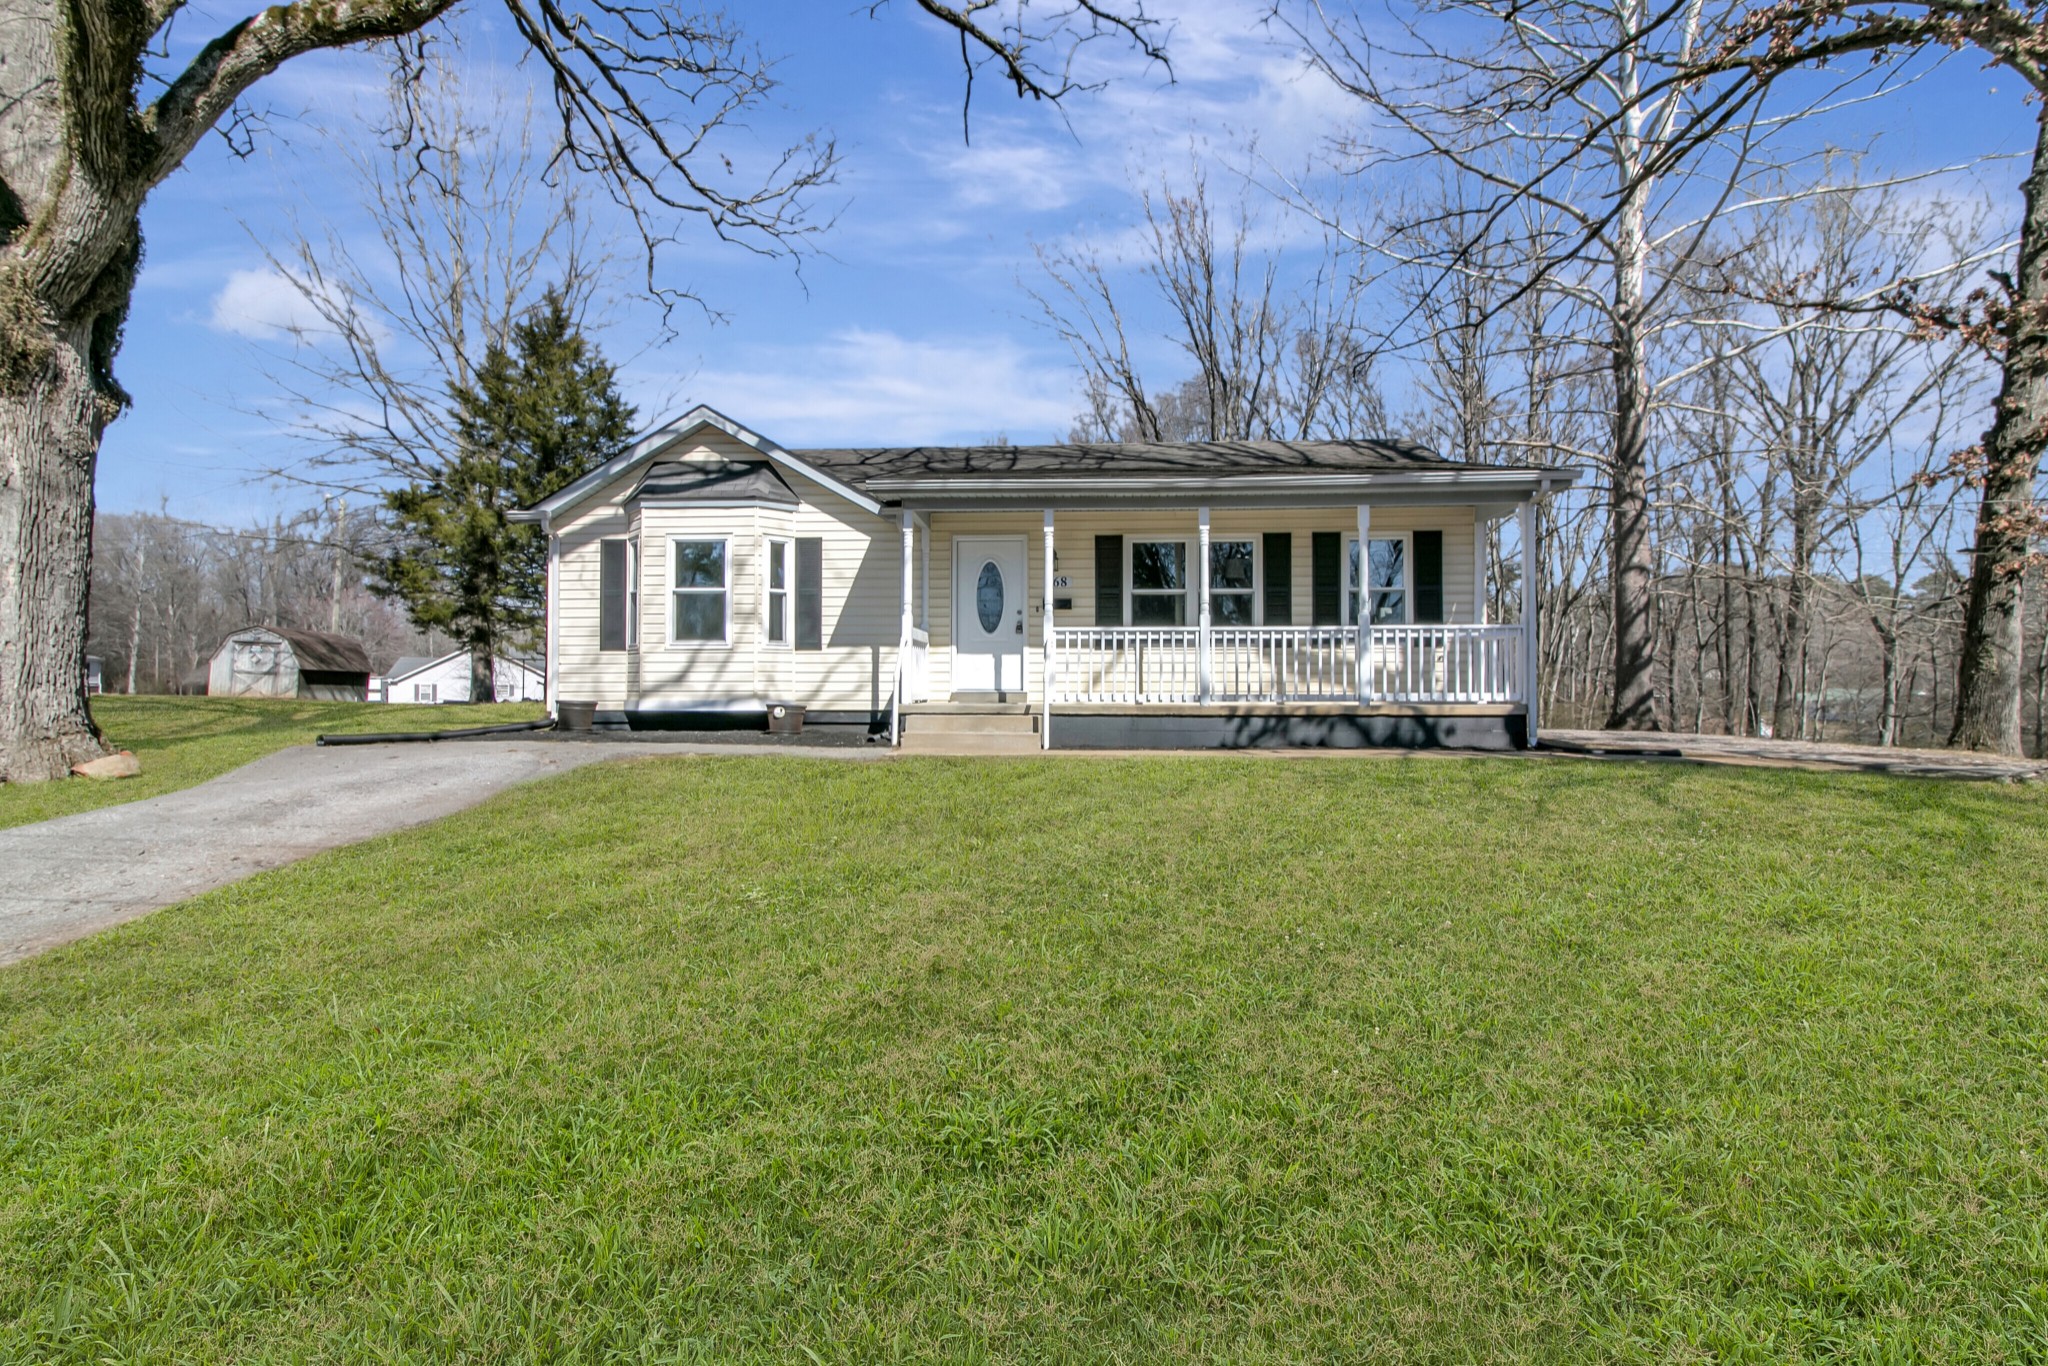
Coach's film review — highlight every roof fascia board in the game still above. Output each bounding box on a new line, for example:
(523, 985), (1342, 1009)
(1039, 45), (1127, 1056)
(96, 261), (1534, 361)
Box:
(636, 497), (798, 511)
(869, 468), (1574, 498)
(889, 479), (1573, 513)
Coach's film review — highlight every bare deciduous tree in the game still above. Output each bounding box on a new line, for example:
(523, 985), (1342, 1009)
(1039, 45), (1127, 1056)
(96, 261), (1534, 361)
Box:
(0, 0), (1165, 781)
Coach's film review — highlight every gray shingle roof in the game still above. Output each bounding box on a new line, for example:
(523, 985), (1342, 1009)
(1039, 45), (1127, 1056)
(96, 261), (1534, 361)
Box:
(635, 458), (799, 504)
(791, 439), (1463, 490)
(385, 656), (436, 681)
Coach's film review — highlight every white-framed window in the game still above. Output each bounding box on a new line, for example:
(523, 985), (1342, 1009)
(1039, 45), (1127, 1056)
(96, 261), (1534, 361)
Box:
(1128, 540), (1189, 626)
(627, 538), (641, 649)
(669, 537), (730, 644)
(764, 537), (791, 646)
(1210, 539), (1258, 625)
(1348, 535), (1409, 624)
(413, 682), (436, 703)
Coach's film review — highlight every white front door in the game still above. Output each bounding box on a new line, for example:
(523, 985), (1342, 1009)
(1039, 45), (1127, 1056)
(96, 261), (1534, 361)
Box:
(952, 535), (1029, 695)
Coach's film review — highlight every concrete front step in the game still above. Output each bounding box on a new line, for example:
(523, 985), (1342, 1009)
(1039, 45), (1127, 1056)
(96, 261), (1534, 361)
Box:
(905, 710), (1041, 736)
(898, 731), (1045, 755)
(902, 700), (1033, 715)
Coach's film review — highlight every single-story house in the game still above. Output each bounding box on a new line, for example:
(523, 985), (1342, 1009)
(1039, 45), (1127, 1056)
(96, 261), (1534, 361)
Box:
(204, 625), (372, 702)
(377, 651), (547, 704)
(510, 405), (1578, 751)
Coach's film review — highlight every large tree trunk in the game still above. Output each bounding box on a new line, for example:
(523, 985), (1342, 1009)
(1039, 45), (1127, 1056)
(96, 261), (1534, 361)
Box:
(1606, 325), (1659, 729)
(470, 644), (496, 703)
(1952, 109), (2048, 755)
(1604, 159), (1660, 730)
(1875, 622), (1901, 747)
(0, 316), (112, 780)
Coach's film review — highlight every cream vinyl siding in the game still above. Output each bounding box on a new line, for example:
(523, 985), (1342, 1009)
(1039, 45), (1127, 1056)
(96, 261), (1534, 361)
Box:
(546, 432), (906, 715)
(552, 489), (636, 709)
(781, 469), (904, 715)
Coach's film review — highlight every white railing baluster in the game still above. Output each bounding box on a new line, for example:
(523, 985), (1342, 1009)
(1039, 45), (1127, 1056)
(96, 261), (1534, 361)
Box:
(1048, 624), (1525, 706)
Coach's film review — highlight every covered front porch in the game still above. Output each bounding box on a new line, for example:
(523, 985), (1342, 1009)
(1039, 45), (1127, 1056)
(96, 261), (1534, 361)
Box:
(886, 497), (1549, 751)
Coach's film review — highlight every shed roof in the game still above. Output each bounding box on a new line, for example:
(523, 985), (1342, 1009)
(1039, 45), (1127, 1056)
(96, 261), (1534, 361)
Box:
(229, 625), (371, 675)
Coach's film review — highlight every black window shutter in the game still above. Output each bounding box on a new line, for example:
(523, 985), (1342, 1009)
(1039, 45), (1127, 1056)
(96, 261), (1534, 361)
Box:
(1094, 535), (1124, 626)
(1414, 530), (1444, 623)
(598, 539), (627, 651)
(1262, 532), (1292, 625)
(795, 537), (824, 650)
(1310, 531), (1341, 626)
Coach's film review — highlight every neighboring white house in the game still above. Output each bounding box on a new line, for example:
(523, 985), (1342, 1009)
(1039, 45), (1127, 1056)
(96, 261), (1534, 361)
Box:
(378, 651), (547, 704)
(510, 405), (1578, 751)
(204, 625), (371, 701)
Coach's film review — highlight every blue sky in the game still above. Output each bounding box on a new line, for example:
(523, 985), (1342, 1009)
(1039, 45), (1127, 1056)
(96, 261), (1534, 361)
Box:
(104, 1), (2027, 522)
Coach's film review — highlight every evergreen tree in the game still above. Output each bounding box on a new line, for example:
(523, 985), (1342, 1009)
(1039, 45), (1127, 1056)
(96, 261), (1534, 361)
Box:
(376, 289), (635, 701)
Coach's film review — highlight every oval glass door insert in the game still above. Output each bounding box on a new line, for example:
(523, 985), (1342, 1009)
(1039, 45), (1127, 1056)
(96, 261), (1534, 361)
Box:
(975, 560), (1005, 634)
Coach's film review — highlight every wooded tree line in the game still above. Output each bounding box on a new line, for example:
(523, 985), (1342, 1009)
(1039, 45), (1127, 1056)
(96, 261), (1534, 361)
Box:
(85, 504), (444, 694)
(1041, 163), (2043, 751)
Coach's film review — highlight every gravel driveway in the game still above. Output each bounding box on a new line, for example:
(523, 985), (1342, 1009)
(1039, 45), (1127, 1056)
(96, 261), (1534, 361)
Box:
(0, 739), (876, 967)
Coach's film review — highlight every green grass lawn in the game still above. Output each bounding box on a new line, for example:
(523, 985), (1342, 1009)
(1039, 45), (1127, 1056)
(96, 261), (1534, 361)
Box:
(3, 756), (2046, 1362)
(0, 695), (545, 830)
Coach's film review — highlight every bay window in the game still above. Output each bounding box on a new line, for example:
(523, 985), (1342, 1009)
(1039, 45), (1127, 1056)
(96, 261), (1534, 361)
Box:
(670, 538), (729, 643)
(764, 537), (791, 645)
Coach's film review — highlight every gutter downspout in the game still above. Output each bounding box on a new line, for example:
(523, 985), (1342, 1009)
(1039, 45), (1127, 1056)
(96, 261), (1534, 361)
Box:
(542, 510), (559, 722)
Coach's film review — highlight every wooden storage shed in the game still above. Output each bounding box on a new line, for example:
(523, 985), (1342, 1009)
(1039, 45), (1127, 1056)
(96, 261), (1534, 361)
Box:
(204, 626), (372, 701)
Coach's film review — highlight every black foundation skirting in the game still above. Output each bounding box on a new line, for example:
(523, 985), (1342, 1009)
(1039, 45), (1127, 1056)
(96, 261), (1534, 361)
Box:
(1048, 712), (1527, 751)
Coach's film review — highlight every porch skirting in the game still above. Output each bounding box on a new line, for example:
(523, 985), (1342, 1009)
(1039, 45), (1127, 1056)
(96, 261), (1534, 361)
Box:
(1046, 703), (1528, 752)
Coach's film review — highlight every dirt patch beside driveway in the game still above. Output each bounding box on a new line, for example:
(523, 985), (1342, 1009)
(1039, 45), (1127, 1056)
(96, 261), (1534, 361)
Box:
(0, 739), (878, 967)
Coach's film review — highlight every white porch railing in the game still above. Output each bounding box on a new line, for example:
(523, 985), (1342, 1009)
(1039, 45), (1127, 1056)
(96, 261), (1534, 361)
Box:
(1050, 624), (1524, 705)
(1366, 625), (1524, 704)
(1049, 628), (1203, 703)
(1208, 626), (1360, 701)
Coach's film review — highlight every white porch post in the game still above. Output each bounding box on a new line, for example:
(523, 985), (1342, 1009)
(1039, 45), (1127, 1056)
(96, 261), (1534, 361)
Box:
(1356, 504), (1372, 703)
(1197, 505), (1212, 703)
(1518, 498), (1540, 745)
(894, 510), (914, 746)
(1473, 506), (1487, 625)
(1042, 509), (1055, 750)
(918, 513), (931, 630)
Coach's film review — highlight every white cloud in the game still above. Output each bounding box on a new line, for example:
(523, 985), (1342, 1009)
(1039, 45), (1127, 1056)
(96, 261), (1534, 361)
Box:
(680, 328), (1083, 445)
(208, 268), (329, 340)
(939, 140), (1079, 209)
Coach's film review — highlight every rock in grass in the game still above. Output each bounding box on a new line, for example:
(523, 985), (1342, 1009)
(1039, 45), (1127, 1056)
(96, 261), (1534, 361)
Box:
(71, 751), (141, 780)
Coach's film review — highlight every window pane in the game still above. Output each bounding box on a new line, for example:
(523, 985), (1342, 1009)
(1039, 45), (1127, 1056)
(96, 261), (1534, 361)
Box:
(1131, 542), (1186, 591)
(1369, 538), (1404, 591)
(768, 593), (786, 643)
(975, 560), (1006, 633)
(1372, 589), (1406, 624)
(674, 541), (725, 589)
(769, 542), (787, 591)
(1210, 541), (1254, 591)
(1213, 591), (1256, 625)
(673, 590), (725, 640)
(1131, 593), (1187, 626)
